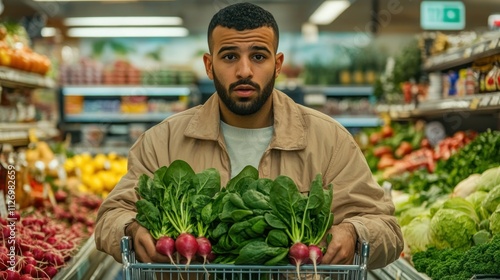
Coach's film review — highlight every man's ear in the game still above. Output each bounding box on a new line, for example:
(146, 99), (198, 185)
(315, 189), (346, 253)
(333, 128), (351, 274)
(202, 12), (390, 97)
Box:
(275, 52), (284, 77)
(203, 53), (214, 80)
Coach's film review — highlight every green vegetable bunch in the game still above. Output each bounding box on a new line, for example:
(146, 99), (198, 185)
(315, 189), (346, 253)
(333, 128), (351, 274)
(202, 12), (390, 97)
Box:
(412, 236), (500, 280)
(135, 162), (335, 266)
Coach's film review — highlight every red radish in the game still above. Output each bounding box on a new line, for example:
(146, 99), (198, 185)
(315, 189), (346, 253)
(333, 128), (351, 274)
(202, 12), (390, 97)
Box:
(20, 275), (34, 280)
(175, 233), (199, 266)
(289, 242), (310, 279)
(196, 237), (212, 264)
(6, 270), (21, 280)
(155, 236), (176, 264)
(22, 264), (37, 276)
(43, 266), (58, 278)
(308, 245), (323, 264)
(308, 244), (324, 279)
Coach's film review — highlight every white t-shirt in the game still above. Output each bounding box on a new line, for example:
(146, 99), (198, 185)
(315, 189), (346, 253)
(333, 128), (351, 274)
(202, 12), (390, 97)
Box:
(220, 121), (273, 178)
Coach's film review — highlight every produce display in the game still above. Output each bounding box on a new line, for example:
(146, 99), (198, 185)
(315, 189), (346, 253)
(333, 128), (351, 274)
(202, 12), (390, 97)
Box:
(0, 190), (102, 279)
(63, 152), (127, 197)
(359, 125), (500, 279)
(135, 160), (334, 277)
(0, 22), (51, 76)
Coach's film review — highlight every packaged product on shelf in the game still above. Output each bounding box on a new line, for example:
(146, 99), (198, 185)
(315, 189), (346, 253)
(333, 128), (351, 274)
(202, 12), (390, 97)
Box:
(484, 61), (499, 92)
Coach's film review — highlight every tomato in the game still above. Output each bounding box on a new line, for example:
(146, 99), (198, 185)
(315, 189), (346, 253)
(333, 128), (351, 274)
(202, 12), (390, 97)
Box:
(381, 125), (394, 138)
(373, 146), (393, 158)
(420, 138), (431, 149)
(369, 132), (382, 145)
(377, 155), (396, 170)
(395, 141), (413, 158)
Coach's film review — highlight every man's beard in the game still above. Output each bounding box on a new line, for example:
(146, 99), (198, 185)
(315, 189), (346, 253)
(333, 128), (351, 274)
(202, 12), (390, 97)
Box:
(213, 69), (275, 116)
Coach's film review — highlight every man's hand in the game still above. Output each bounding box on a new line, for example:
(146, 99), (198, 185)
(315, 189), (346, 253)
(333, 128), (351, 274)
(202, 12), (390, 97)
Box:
(125, 221), (171, 263)
(320, 223), (357, 265)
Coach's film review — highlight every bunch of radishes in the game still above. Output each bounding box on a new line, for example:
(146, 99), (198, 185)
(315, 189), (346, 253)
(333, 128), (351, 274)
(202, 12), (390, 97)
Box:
(269, 174), (334, 278)
(0, 212), (81, 279)
(0, 191), (102, 279)
(135, 161), (220, 267)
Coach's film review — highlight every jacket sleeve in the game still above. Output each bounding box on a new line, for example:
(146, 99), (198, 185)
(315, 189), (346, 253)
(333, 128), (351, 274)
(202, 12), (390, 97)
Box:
(327, 131), (404, 269)
(94, 132), (160, 262)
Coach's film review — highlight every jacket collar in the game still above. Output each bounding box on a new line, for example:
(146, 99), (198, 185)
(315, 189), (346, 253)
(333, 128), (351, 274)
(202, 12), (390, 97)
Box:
(184, 89), (307, 150)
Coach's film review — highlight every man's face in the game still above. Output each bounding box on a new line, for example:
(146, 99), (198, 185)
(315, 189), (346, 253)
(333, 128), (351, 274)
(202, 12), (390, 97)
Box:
(203, 26), (283, 116)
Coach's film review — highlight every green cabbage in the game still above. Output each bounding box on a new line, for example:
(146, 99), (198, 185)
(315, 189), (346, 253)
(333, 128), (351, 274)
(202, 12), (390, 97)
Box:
(402, 215), (433, 254)
(482, 184), (500, 213)
(477, 166), (500, 192)
(430, 208), (477, 249)
(490, 205), (500, 236)
(466, 191), (488, 207)
(441, 197), (480, 223)
(466, 191), (490, 221)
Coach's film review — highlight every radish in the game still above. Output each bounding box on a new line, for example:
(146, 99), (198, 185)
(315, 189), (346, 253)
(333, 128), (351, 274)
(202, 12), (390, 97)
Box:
(289, 242), (310, 279)
(308, 244), (324, 279)
(196, 237), (212, 264)
(5, 270), (21, 280)
(44, 266), (58, 278)
(155, 236), (176, 264)
(175, 233), (198, 266)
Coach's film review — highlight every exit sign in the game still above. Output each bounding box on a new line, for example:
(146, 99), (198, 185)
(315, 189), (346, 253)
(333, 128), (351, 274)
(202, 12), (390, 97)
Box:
(421, 1), (465, 30)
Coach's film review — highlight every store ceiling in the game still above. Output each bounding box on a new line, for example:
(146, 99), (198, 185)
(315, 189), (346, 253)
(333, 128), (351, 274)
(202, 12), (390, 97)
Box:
(2, 0), (500, 37)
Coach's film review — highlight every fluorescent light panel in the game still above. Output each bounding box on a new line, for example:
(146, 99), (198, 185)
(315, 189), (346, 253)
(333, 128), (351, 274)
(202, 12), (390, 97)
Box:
(309, 0), (351, 25)
(67, 27), (188, 37)
(41, 27), (57, 37)
(64, 16), (182, 26)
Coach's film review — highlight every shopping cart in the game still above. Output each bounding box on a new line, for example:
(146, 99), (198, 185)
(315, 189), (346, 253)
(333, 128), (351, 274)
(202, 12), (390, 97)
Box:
(121, 236), (369, 280)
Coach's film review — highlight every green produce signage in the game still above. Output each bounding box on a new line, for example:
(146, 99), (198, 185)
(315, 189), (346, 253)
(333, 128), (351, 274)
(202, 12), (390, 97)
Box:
(421, 1), (465, 30)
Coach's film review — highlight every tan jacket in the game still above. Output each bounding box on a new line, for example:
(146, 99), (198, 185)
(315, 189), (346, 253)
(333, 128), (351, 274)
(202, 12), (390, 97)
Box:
(94, 89), (403, 269)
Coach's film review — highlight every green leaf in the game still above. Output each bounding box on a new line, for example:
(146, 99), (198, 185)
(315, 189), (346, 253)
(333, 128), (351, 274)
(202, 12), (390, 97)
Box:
(135, 199), (162, 239)
(192, 167), (220, 197)
(226, 165), (259, 192)
(266, 229), (290, 247)
(264, 213), (288, 229)
(242, 189), (271, 210)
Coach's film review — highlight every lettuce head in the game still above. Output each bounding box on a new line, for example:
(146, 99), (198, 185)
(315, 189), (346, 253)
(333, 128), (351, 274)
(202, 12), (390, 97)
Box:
(430, 208), (477, 249)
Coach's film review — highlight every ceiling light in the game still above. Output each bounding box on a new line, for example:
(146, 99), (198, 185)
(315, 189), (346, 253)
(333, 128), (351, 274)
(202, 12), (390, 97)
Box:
(67, 27), (188, 37)
(64, 16), (182, 26)
(309, 0), (351, 25)
(41, 27), (57, 37)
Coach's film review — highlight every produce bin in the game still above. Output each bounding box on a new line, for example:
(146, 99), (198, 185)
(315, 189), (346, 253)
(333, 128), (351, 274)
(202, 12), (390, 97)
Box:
(121, 236), (370, 280)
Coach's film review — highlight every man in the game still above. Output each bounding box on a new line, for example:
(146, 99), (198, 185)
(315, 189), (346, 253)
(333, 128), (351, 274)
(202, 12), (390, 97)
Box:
(94, 2), (403, 269)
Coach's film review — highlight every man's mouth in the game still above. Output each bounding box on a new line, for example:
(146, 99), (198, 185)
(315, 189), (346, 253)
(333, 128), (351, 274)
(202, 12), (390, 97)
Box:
(233, 85), (256, 97)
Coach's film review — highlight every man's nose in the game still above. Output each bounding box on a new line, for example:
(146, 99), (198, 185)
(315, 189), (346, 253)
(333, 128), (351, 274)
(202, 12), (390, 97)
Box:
(236, 57), (253, 79)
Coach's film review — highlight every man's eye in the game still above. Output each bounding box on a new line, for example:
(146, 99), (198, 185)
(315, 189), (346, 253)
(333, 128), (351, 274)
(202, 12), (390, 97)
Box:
(223, 54), (237, 60)
(254, 54), (265, 61)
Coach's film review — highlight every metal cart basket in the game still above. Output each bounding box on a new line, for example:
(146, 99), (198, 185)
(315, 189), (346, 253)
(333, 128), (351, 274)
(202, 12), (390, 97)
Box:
(121, 236), (369, 280)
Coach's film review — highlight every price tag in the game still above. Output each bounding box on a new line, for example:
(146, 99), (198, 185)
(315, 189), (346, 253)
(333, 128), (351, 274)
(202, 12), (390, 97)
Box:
(479, 96), (491, 107)
(490, 95), (500, 106)
(472, 43), (486, 55)
(469, 98), (480, 110)
(488, 38), (500, 50)
(463, 47), (472, 58)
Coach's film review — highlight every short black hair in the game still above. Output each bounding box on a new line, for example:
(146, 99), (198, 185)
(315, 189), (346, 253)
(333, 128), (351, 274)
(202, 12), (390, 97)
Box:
(207, 2), (279, 53)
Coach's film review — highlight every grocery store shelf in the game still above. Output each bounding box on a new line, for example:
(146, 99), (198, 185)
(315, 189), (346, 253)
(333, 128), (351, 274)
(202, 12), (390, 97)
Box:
(304, 85), (374, 96)
(333, 115), (382, 127)
(0, 66), (56, 89)
(61, 85), (193, 96)
(64, 112), (174, 123)
(0, 121), (59, 146)
(377, 92), (500, 119)
(423, 35), (500, 72)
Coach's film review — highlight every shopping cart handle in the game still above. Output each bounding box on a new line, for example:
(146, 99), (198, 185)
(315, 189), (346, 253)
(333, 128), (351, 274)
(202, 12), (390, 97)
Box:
(121, 236), (133, 257)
